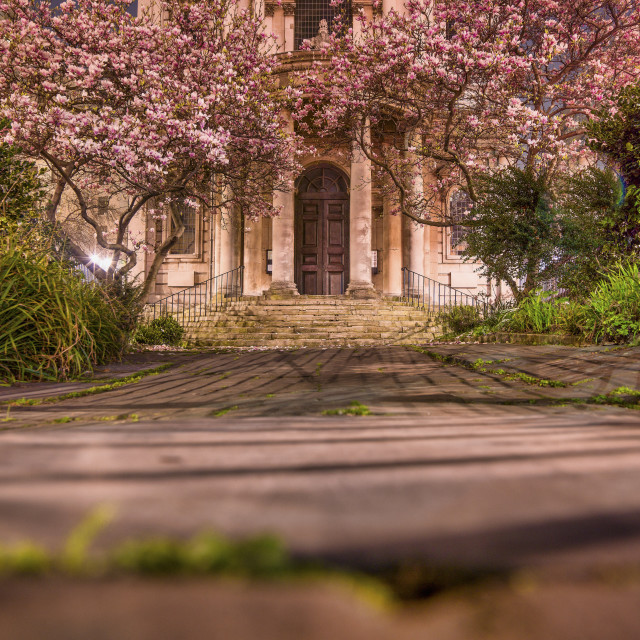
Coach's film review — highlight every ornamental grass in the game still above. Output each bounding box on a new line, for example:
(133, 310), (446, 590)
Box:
(0, 223), (128, 383)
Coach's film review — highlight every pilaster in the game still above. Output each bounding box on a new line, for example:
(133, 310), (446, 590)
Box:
(347, 120), (377, 298)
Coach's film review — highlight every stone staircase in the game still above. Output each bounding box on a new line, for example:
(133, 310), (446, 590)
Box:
(184, 296), (438, 348)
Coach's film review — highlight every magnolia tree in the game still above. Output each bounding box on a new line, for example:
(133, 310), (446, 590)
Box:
(0, 0), (302, 297)
(298, 0), (640, 225)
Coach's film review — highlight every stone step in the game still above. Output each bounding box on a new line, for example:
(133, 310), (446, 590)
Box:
(192, 336), (435, 348)
(187, 330), (435, 341)
(181, 296), (439, 347)
(191, 313), (432, 322)
(187, 319), (435, 329)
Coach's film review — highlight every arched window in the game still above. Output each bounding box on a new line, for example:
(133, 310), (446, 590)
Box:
(294, 0), (352, 50)
(296, 165), (349, 194)
(447, 189), (472, 258)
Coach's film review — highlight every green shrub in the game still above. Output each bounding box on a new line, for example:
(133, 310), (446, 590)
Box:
(450, 264), (640, 344)
(437, 305), (485, 336)
(133, 315), (184, 346)
(0, 222), (129, 383)
(504, 290), (561, 333)
(582, 262), (640, 343)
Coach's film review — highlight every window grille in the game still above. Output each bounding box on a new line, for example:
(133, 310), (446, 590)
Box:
(294, 0), (352, 50)
(296, 166), (348, 193)
(98, 196), (109, 218)
(448, 189), (472, 257)
(170, 202), (198, 254)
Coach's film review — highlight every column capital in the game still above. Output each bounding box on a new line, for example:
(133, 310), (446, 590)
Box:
(282, 2), (296, 16)
(264, 1), (276, 16)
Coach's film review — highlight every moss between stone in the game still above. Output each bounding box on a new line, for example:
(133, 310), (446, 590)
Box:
(0, 508), (509, 607)
(408, 346), (567, 388)
(3, 364), (173, 407)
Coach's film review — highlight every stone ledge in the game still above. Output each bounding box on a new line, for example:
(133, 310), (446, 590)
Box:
(462, 332), (592, 346)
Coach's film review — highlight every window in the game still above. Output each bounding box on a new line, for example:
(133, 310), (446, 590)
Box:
(98, 196), (109, 218)
(169, 201), (198, 255)
(294, 0), (352, 50)
(446, 189), (472, 258)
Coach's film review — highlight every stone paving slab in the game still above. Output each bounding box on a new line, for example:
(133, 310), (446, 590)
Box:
(3, 578), (640, 640)
(426, 343), (640, 395)
(0, 351), (192, 403)
(4, 345), (631, 427)
(1, 344), (640, 639)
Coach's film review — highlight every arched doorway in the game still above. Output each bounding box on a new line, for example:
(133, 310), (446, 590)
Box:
(295, 165), (350, 295)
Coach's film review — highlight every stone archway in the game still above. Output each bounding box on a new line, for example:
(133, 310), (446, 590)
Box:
(294, 165), (350, 295)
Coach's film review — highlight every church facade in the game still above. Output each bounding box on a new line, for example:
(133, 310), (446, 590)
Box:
(136, 0), (490, 303)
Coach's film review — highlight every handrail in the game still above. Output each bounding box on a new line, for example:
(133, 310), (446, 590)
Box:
(401, 267), (486, 313)
(146, 266), (244, 326)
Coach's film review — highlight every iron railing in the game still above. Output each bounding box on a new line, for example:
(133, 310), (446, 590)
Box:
(401, 267), (486, 313)
(146, 266), (244, 326)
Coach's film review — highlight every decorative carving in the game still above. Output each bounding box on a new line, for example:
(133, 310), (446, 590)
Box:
(264, 2), (276, 17)
(308, 19), (331, 49)
(282, 2), (296, 16)
(352, 2), (367, 16)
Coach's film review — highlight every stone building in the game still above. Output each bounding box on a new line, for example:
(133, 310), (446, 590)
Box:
(137, 0), (488, 304)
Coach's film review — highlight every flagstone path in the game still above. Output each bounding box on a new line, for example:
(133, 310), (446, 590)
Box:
(1, 344), (639, 639)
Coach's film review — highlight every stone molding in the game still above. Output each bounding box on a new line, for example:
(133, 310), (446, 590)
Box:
(282, 2), (296, 16)
(266, 280), (300, 298)
(346, 281), (379, 299)
(352, 1), (370, 15)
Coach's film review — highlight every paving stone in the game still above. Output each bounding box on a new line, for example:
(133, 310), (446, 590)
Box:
(2, 344), (640, 639)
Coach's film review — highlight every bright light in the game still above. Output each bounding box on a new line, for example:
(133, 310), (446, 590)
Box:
(90, 253), (112, 271)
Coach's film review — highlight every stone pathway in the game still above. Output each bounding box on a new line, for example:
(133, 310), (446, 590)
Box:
(1, 344), (640, 639)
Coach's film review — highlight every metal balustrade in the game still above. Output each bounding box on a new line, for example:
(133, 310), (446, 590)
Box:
(401, 267), (486, 313)
(146, 266), (244, 326)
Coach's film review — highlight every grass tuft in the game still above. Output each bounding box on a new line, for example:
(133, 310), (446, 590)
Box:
(322, 401), (372, 416)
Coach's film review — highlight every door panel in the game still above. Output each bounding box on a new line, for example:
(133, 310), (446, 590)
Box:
(295, 195), (349, 295)
(327, 272), (343, 295)
(303, 271), (318, 295)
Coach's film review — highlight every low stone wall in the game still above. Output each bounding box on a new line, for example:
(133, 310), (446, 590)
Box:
(467, 332), (590, 346)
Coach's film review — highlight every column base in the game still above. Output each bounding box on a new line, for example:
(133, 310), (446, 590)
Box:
(346, 281), (379, 299)
(265, 280), (299, 299)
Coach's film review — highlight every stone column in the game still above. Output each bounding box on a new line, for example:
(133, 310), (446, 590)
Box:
(352, 2), (373, 41)
(218, 205), (240, 294)
(263, 2), (276, 54)
(352, 3), (363, 40)
(402, 151), (425, 294)
(283, 2), (295, 52)
(268, 114), (298, 297)
(381, 0), (394, 15)
(382, 197), (402, 296)
(273, 5), (285, 52)
(347, 120), (377, 298)
(243, 216), (264, 296)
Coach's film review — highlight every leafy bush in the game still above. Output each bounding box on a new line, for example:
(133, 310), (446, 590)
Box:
(437, 305), (485, 335)
(504, 290), (561, 333)
(0, 222), (129, 383)
(440, 264), (640, 344)
(582, 262), (640, 343)
(133, 315), (184, 346)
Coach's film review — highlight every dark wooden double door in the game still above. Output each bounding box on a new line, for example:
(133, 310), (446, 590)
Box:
(295, 195), (349, 295)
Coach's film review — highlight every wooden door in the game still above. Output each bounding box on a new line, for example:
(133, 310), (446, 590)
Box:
(324, 199), (348, 295)
(295, 196), (349, 295)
